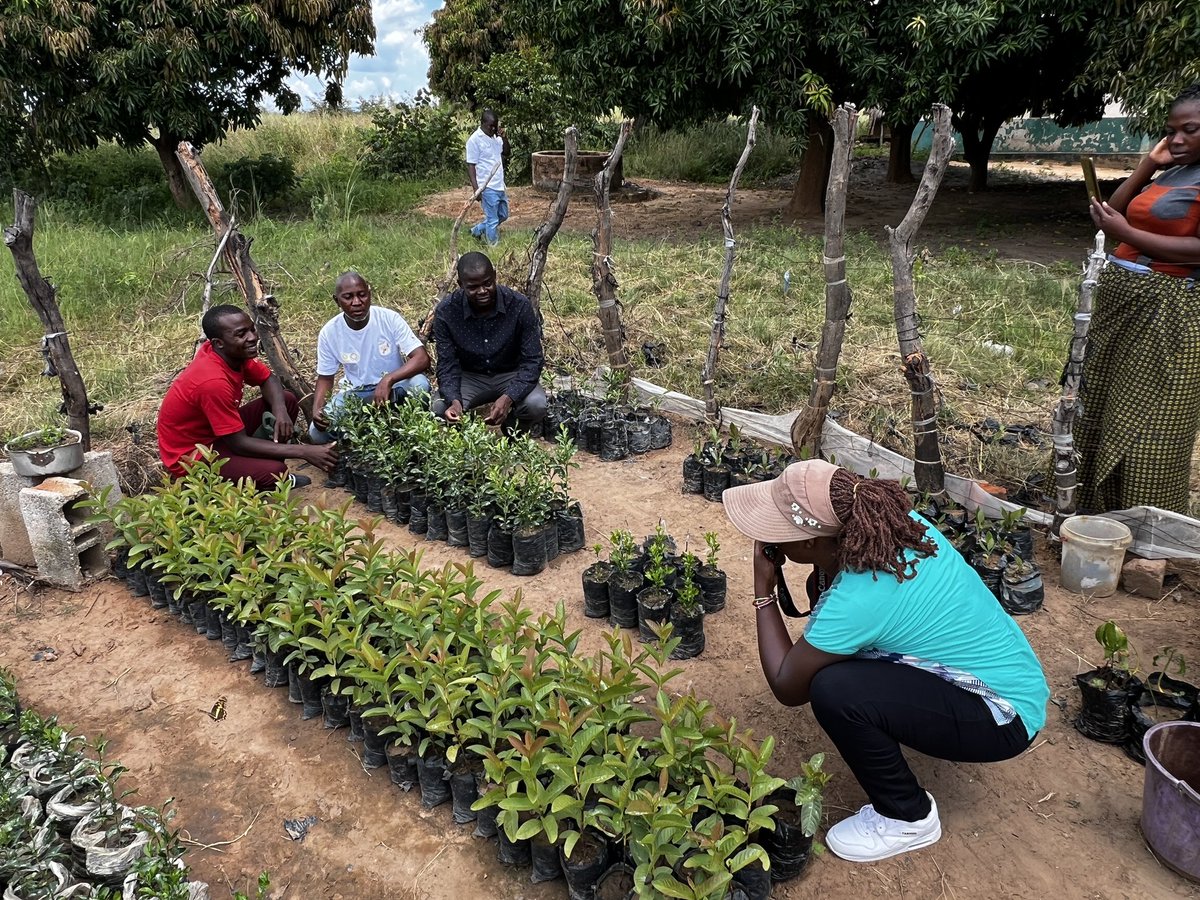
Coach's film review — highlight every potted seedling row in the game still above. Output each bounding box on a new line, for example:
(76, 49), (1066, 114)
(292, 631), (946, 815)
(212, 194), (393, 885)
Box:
(1073, 622), (1199, 757)
(683, 425), (793, 502)
(579, 526), (727, 660)
(90, 459), (833, 899)
(907, 486), (1044, 618)
(0, 672), (212, 899)
(543, 375), (674, 461)
(322, 396), (586, 577)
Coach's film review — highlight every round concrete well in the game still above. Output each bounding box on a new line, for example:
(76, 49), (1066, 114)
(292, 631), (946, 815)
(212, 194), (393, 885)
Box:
(531, 150), (622, 194)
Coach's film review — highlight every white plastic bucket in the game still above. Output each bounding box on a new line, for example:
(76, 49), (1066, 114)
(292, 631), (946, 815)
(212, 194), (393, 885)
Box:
(1059, 515), (1132, 597)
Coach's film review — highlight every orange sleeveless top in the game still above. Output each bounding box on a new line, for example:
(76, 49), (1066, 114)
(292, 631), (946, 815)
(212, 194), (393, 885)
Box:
(1113, 163), (1200, 278)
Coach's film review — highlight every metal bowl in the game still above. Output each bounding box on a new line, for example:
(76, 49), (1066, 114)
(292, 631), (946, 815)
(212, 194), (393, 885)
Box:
(4, 428), (85, 478)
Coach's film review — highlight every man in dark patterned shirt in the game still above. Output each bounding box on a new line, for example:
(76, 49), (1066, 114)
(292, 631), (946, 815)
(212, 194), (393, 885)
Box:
(432, 251), (547, 430)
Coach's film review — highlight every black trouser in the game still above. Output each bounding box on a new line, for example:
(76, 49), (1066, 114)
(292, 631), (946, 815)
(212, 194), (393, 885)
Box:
(809, 659), (1033, 822)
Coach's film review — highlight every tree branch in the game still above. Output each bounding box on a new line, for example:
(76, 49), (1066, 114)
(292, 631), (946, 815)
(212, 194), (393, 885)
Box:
(525, 126), (579, 315)
(702, 107), (759, 423)
(175, 142), (314, 418)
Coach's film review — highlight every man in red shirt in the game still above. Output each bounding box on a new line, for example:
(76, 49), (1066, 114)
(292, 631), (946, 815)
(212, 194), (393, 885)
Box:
(158, 305), (337, 489)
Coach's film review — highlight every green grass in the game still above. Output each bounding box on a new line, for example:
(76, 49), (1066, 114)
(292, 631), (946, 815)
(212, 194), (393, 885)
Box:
(623, 120), (800, 184)
(0, 113), (1084, 496)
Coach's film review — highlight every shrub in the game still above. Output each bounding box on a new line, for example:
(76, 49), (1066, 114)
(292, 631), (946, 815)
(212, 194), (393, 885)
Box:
(218, 153), (298, 216)
(362, 89), (465, 179)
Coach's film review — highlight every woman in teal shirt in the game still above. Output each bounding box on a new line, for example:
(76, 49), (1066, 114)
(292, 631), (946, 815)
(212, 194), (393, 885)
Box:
(723, 460), (1049, 863)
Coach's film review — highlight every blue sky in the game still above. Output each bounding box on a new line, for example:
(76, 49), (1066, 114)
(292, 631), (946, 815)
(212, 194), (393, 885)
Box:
(288, 0), (441, 107)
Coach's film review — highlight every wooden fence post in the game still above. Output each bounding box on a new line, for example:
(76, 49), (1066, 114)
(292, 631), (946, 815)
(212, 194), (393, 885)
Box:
(526, 126), (579, 314)
(1052, 231), (1106, 531)
(701, 107), (759, 424)
(3, 190), (92, 449)
(174, 142), (314, 418)
(887, 104), (954, 496)
(592, 119), (635, 387)
(790, 103), (856, 455)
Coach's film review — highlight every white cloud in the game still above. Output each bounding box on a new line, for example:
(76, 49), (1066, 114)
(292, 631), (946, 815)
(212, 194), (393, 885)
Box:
(287, 0), (438, 107)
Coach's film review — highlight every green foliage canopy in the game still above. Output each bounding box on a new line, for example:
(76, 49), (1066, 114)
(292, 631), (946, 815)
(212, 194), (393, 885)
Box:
(1082, 0), (1200, 134)
(0, 0), (374, 177)
(423, 0), (517, 110)
(504, 0), (834, 136)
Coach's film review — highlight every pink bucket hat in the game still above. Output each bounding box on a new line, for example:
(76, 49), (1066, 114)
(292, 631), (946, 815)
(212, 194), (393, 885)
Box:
(722, 459), (845, 543)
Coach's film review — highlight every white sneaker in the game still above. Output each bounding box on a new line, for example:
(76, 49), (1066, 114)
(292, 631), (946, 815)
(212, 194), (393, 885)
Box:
(826, 792), (942, 862)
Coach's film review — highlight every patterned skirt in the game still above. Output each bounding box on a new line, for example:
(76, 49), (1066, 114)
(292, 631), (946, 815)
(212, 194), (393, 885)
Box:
(1076, 263), (1200, 514)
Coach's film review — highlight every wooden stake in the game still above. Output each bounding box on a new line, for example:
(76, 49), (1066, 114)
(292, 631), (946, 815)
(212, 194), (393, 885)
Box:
(592, 119), (635, 389)
(525, 126), (579, 315)
(887, 104), (954, 495)
(701, 107), (759, 424)
(790, 103), (856, 454)
(417, 157), (503, 339)
(1052, 231), (1106, 532)
(3, 190), (92, 449)
(174, 142), (315, 418)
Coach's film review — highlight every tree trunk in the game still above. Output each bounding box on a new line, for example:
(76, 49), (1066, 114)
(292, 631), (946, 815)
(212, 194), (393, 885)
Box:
(702, 107), (759, 424)
(886, 121), (915, 184)
(150, 132), (194, 209)
(790, 104), (855, 456)
(174, 142), (315, 420)
(526, 126), (579, 315)
(887, 105), (955, 496)
(954, 112), (1002, 193)
(1051, 231), (1107, 533)
(785, 116), (834, 218)
(592, 119), (635, 390)
(3, 190), (92, 449)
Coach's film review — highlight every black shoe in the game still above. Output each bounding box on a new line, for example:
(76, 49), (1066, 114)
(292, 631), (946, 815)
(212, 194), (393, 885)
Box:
(288, 473), (312, 488)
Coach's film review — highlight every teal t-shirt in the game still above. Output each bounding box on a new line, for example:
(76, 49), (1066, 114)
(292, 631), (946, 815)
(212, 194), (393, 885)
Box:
(804, 513), (1049, 738)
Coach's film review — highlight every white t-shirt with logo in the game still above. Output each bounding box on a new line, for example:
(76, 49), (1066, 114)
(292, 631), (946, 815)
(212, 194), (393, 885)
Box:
(315, 307), (423, 388)
(466, 128), (506, 191)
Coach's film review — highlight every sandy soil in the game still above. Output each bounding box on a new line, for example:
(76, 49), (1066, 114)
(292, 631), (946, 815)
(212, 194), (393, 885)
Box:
(419, 157), (1136, 266)
(3, 438), (1199, 900)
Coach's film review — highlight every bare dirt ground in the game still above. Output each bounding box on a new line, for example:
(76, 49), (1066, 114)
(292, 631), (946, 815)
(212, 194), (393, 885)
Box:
(3, 438), (1199, 900)
(419, 157), (1135, 266)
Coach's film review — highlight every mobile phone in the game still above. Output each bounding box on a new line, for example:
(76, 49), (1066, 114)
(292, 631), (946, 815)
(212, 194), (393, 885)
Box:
(762, 544), (782, 565)
(1081, 156), (1103, 203)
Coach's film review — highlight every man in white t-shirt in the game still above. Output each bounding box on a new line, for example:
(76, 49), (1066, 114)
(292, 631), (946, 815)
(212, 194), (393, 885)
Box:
(308, 271), (431, 443)
(466, 109), (510, 245)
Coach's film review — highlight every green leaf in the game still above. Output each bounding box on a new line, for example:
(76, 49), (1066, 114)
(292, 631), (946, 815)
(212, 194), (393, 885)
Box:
(514, 819), (542, 840)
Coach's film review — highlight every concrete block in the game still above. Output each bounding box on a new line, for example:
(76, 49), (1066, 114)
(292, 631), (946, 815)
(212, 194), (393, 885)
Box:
(72, 451), (123, 545)
(0, 451), (121, 566)
(19, 477), (109, 591)
(1122, 556), (1167, 599)
(0, 462), (37, 566)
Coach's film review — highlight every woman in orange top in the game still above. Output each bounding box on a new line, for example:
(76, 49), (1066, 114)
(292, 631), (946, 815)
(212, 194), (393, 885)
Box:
(1077, 84), (1200, 513)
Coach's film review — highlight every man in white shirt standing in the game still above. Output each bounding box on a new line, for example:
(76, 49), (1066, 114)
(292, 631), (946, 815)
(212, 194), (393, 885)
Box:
(309, 271), (431, 442)
(466, 109), (510, 246)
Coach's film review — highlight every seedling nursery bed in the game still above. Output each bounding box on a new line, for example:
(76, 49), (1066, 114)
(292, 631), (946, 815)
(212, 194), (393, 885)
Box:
(0, 438), (1197, 900)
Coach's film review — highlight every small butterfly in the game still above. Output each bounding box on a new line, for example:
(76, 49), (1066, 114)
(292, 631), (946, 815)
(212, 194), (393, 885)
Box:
(208, 696), (228, 722)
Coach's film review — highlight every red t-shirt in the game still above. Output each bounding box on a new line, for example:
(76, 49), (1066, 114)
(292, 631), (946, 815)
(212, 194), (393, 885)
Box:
(158, 342), (272, 476)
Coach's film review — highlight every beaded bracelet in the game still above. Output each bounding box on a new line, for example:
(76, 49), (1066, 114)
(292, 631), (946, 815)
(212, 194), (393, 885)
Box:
(752, 594), (778, 610)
